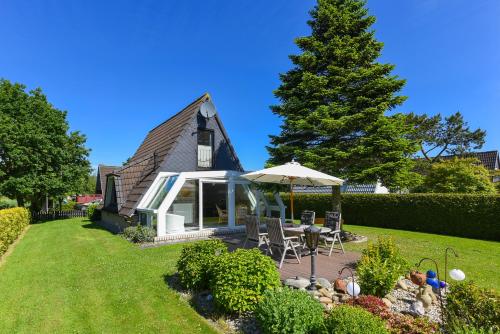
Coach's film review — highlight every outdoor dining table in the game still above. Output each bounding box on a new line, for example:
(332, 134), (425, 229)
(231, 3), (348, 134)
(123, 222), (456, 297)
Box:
(282, 224), (331, 236)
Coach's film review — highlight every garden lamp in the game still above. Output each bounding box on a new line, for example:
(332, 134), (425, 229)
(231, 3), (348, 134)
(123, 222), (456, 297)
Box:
(338, 267), (360, 298)
(445, 247), (465, 284)
(304, 225), (321, 290)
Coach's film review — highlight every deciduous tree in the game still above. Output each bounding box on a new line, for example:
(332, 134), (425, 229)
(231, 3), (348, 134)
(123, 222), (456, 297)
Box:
(419, 158), (495, 194)
(0, 79), (91, 209)
(407, 112), (486, 161)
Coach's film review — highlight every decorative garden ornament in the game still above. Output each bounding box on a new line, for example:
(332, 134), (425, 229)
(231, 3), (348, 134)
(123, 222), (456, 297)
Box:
(410, 270), (426, 286)
(346, 282), (360, 297)
(449, 269), (465, 281)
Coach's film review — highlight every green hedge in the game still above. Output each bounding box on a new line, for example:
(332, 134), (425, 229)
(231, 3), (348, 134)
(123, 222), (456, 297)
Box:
(280, 193), (500, 241)
(0, 207), (30, 256)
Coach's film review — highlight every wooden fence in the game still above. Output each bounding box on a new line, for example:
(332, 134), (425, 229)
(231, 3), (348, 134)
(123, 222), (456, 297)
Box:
(31, 210), (87, 222)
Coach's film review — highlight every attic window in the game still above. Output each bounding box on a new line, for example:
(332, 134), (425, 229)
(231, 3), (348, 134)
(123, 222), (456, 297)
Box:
(198, 129), (213, 168)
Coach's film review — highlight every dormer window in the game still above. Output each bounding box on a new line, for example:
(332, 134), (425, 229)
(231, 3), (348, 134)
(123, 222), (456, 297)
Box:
(198, 129), (213, 168)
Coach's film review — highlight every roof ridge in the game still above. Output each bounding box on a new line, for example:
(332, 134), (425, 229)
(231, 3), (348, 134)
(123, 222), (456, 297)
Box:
(148, 92), (210, 133)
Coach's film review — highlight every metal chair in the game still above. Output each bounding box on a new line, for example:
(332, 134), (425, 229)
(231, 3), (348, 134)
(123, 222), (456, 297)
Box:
(264, 217), (302, 268)
(243, 215), (269, 249)
(321, 211), (345, 256)
(300, 210), (315, 225)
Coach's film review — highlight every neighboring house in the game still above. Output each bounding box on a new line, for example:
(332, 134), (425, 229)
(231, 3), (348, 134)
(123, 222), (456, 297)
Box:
(98, 93), (275, 240)
(294, 181), (390, 195)
(96, 164), (119, 195)
(440, 150), (500, 182)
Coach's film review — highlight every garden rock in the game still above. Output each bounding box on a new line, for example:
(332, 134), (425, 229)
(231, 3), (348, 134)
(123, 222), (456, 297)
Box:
(409, 300), (425, 316)
(382, 298), (392, 308)
(319, 296), (333, 304)
(319, 288), (332, 299)
(284, 277), (310, 289)
(397, 279), (408, 291)
(317, 277), (332, 289)
(385, 294), (397, 303)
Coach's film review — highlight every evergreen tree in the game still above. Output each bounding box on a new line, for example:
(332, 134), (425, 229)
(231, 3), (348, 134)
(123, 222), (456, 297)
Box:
(268, 0), (419, 207)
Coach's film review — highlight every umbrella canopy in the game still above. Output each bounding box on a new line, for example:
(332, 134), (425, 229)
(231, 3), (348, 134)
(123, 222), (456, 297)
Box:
(241, 161), (344, 186)
(241, 161), (344, 221)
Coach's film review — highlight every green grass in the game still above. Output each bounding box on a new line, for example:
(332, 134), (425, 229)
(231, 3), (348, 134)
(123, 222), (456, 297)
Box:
(343, 224), (500, 290)
(0, 218), (218, 334)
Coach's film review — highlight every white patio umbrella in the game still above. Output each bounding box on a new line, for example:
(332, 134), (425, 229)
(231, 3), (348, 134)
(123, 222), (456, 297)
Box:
(241, 161), (344, 221)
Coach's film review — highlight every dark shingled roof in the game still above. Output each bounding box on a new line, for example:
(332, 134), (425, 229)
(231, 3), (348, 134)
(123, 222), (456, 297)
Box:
(441, 150), (499, 170)
(109, 93), (215, 217)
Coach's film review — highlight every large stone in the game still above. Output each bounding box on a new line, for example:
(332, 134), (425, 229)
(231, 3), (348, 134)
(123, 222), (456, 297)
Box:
(397, 279), (408, 291)
(332, 295), (340, 302)
(410, 271), (426, 287)
(284, 277), (310, 289)
(317, 278), (332, 290)
(319, 296), (333, 304)
(382, 298), (392, 308)
(339, 294), (351, 303)
(334, 278), (347, 294)
(409, 301), (425, 316)
(385, 294), (397, 303)
(319, 288), (332, 299)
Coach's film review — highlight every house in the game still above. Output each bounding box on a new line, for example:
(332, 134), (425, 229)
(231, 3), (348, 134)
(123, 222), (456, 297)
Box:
(293, 181), (390, 195)
(98, 93), (277, 241)
(440, 150), (500, 182)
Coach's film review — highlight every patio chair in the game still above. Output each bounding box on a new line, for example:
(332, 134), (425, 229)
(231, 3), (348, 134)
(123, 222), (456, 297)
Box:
(300, 210), (315, 225)
(264, 217), (301, 269)
(216, 204), (228, 224)
(236, 205), (248, 225)
(243, 215), (269, 249)
(320, 211), (345, 256)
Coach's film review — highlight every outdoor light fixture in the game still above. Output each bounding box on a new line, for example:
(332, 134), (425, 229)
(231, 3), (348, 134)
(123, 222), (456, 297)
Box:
(445, 247), (465, 283)
(449, 269), (465, 281)
(304, 225), (321, 290)
(338, 267), (359, 298)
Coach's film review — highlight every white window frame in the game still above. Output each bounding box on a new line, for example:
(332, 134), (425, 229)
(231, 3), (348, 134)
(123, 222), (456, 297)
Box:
(136, 170), (282, 237)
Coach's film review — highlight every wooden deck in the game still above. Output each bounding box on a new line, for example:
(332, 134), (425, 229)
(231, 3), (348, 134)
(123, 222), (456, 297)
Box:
(218, 234), (360, 282)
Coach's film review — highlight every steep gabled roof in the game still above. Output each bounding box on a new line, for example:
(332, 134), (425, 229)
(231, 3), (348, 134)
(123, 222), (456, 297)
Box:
(441, 150), (499, 170)
(96, 164), (120, 194)
(113, 93), (209, 216)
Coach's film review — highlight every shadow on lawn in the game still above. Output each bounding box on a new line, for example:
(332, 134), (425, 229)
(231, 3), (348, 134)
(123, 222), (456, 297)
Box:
(81, 221), (118, 234)
(163, 273), (221, 318)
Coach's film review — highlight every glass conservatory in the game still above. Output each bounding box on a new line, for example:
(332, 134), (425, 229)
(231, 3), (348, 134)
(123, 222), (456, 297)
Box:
(136, 171), (283, 237)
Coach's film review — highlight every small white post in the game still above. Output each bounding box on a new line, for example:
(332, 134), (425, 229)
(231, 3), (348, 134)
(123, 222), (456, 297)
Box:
(228, 182), (235, 227)
(198, 180), (203, 231)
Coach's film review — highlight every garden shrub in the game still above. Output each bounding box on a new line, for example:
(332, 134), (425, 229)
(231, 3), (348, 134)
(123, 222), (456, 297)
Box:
(279, 193), (500, 241)
(445, 281), (499, 333)
(0, 197), (17, 210)
(255, 287), (324, 334)
(86, 203), (100, 221)
(122, 225), (156, 243)
(210, 248), (281, 313)
(323, 305), (388, 334)
(357, 237), (408, 297)
(176, 239), (228, 291)
(348, 295), (438, 334)
(0, 207), (30, 256)
(61, 200), (76, 210)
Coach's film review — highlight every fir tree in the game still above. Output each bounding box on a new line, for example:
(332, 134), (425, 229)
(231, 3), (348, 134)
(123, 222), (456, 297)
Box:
(268, 0), (419, 207)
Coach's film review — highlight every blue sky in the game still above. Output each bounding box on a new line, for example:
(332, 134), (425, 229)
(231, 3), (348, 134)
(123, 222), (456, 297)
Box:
(1, 0), (499, 171)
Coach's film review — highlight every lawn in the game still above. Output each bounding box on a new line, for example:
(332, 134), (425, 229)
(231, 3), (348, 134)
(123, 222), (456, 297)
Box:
(0, 218), (218, 334)
(343, 224), (500, 290)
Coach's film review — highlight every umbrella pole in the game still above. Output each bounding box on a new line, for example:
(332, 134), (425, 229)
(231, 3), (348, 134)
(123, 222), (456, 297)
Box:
(290, 182), (294, 222)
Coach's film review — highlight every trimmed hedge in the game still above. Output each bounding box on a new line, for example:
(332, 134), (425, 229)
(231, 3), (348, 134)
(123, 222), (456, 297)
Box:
(0, 207), (30, 256)
(280, 193), (500, 241)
